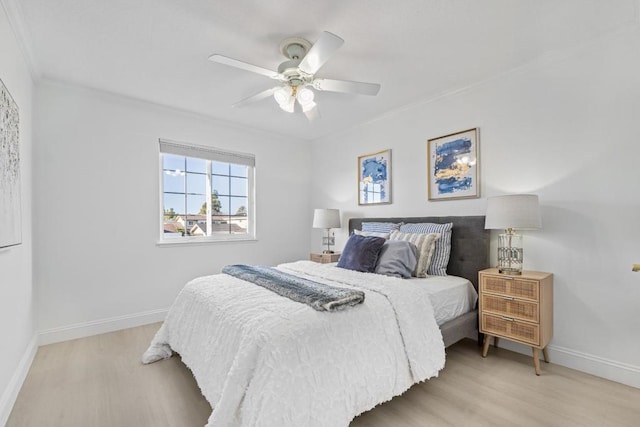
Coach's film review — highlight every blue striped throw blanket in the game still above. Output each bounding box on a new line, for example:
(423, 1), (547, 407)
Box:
(222, 265), (365, 312)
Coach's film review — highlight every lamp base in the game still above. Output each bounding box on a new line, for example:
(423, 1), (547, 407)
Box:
(497, 232), (523, 276)
(322, 250), (335, 254)
(498, 267), (522, 275)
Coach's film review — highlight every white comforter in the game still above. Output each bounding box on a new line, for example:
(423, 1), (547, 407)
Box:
(143, 261), (446, 427)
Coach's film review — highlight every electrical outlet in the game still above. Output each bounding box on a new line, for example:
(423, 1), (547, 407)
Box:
(633, 264), (640, 272)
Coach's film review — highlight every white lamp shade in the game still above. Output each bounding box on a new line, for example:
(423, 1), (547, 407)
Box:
(312, 208), (341, 229)
(485, 194), (541, 230)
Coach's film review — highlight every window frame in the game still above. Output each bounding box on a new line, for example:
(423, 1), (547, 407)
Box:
(157, 139), (256, 245)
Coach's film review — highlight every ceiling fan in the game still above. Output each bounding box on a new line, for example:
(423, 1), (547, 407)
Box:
(208, 31), (381, 120)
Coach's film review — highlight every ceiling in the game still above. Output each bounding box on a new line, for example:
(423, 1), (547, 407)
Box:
(8, 0), (637, 140)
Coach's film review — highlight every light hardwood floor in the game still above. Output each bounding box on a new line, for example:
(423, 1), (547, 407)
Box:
(8, 323), (640, 426)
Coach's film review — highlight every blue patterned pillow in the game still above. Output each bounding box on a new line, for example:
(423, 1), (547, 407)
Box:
(353, 229), (390, 238)
(337, 234), (386, 273)
(399, 222), (453, 276)
(361, 222), (402, 233)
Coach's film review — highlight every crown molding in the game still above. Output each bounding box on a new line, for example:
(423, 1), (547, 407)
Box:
(314, 20), (640, 143)
(40, 77), (306, 144)
(0, 0), (41, 80)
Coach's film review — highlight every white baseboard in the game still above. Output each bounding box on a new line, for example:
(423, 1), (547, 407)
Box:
(38, 308), (168, 346)
(496, 340), (640, 389)
(0, 334), (38, 426)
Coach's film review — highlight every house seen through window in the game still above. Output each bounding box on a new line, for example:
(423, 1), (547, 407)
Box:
(159, 140), (255, 242)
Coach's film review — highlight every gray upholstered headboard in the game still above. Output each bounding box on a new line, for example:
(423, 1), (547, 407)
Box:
(348, 216), (489, 289)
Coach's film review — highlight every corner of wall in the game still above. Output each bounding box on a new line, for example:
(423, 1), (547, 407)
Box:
(0, 334), (38, 426)
(0, 0), (40, 80)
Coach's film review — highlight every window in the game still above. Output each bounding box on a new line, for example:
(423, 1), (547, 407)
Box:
(159, 139), (255, 243)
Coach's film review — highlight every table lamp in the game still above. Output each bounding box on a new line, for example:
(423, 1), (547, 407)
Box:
(485, 194), (541, 275)
(312, 208), (341, 254)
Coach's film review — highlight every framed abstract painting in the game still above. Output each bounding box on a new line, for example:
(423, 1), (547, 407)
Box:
(427, 128), (479, 201)
(0, 78), (21, 248)
(358, 149), (391, 205)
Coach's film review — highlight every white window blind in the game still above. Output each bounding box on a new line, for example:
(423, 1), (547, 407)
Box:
(159, 139), (255, 167)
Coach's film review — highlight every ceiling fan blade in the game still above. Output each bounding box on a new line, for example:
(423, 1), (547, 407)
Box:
(209, 54), (280, 79)
(298, 31), (344, 75)
(232, 87), (278, 108)
(312, 78), (381, 96)
(303, 104), (320, 121)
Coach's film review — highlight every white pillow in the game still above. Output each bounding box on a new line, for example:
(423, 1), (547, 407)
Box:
(354, 229), (390, 239)
(389, 230), (439, 278)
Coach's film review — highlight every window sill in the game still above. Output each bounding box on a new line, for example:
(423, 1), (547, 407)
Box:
(156, 236), (257, 247)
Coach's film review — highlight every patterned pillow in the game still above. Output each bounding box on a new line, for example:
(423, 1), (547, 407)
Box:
(354, 229), (390, 239)
(399, 223), (453, 276)
(361, 222), (402, 233)
(389, 231), (440, 278)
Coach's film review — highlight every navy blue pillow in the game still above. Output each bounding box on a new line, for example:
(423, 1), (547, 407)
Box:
(337, 234), (386, 273)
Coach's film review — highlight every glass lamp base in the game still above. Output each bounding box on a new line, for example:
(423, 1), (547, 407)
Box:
(498, 266), (522, 275)
(497, 232), (523, 275)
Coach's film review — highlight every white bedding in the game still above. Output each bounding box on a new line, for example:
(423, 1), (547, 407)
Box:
(409, 275), (478, 325)
(143, 261), (447, 427)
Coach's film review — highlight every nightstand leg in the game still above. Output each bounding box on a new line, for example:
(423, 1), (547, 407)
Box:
(532, 347), (541, 375)
(542, 347), (550, 363)
(494, 337), (500, 348)
(482, 334), (491, 357)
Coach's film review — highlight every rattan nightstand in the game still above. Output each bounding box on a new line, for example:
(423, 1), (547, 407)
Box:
(479, 268), (554, 375)
(309, 252), (340, 264)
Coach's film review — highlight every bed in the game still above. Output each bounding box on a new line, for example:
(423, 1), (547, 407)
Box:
(143, 216), (489, 427)
(348, 216), (489, 347)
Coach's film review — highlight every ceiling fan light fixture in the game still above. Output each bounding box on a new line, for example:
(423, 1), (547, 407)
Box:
(296, 86), (315, 106)
(274, 85), (295, 113)
(273, 86), (292, 105)
(280, 96), (295, 113)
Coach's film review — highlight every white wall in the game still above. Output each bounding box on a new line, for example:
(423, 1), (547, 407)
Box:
(34, 81), (311, 340)
(0, 3), (36, 424)
(310, 25), (640, 387)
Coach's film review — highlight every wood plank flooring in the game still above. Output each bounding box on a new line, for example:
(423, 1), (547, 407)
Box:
(8, 323), (640, 426)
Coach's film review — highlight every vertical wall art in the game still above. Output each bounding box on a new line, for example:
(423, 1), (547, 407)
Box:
(0, 78), (21, 248)
(427, 128), (479, 201)
(358, 149), (391, 205)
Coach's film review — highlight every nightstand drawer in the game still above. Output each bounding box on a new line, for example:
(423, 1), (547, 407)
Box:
(481, 313), (539, 346)
(481, 276), (539, 301)
(481, 294), (539, 323)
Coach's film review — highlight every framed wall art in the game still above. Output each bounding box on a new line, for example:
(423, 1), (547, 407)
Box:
(427, 128), (479, 201)
(0, 78), (22, 248)
(358, 149), (391, 205)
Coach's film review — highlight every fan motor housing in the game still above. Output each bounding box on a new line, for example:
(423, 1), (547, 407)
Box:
(277, 59), (312, 86)
(276, 37), (314, 86)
